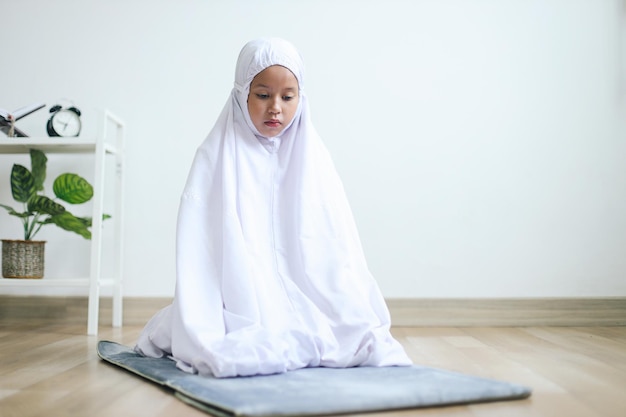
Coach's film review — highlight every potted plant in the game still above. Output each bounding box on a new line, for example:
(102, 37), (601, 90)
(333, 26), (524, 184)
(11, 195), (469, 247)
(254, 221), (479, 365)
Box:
(1, 148), (106, 278)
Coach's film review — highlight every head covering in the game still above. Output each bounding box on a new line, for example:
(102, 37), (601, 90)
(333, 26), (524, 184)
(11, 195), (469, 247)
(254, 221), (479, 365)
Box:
(135, 38), (411, 377)
(234, 37), (305, 138)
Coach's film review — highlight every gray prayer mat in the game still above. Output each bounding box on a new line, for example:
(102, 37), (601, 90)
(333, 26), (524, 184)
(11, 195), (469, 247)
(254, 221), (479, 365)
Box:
(97, 340), (531, 416)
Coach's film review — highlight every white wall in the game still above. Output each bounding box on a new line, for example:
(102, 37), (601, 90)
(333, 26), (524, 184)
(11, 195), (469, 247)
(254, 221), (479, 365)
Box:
(1, 0), (625, 298)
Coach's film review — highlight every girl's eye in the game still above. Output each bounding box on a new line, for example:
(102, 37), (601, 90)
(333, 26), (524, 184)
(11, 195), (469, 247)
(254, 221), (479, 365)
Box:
(256, 94), (269, 99)
(283, 96), (294, 101)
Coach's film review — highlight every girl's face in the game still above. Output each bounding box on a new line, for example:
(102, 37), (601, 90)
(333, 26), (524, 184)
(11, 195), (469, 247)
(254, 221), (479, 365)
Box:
(247, 65), (299, 137)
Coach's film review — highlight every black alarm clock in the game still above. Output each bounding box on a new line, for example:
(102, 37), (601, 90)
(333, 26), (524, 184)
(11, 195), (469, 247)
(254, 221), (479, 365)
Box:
(47, 104), (82, 137)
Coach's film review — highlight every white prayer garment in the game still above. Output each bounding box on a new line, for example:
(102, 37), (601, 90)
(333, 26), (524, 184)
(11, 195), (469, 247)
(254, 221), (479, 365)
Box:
(135, 38), (412, 378)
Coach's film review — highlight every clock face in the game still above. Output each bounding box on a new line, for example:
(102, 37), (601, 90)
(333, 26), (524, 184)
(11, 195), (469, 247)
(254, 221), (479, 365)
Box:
(51, 109), (81, 136)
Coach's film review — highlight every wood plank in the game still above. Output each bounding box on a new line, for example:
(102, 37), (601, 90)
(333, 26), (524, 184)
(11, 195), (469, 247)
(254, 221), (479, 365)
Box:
(465, 327), (626, 417)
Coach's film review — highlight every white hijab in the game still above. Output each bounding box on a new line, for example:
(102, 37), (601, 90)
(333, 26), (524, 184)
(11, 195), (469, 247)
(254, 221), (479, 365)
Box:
(135, 38), (411, 377)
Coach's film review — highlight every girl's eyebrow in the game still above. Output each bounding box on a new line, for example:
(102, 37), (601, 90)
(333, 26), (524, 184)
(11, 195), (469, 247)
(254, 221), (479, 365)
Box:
(251, 84), (297, 91)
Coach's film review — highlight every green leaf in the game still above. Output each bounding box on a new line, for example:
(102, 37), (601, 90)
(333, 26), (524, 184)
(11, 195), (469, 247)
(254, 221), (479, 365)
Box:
(10, 164), (35, 203)
(47, 211), (92, 239)
(0, 203), (30, 218)
(53, 173), (93, 204)
(27, 195), (65, 215)
(76, 213), (111, 228)
(30, 149), (47, 192)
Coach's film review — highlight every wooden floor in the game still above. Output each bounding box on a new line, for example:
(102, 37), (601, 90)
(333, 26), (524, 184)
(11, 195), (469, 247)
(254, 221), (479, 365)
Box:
(1, 321), (625, 416)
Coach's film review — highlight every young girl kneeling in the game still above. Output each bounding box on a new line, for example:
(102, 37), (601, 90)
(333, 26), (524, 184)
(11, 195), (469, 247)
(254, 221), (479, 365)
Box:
(135, 38), (412, 378)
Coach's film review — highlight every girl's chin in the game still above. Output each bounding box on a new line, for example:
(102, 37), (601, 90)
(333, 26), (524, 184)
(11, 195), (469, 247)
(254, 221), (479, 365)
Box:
(259, 127), (284, 137)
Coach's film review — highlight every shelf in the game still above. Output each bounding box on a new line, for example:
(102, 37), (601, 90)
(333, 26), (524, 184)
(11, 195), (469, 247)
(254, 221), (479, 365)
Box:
(0, 278), (118, 287)
(0, 137), (120, 155)
(0, 110), (125, 335)
(0, 278), (90, 287)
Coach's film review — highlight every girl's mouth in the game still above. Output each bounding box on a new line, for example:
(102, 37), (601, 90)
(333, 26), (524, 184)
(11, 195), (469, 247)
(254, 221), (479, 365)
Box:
(264, 120), (281, 128)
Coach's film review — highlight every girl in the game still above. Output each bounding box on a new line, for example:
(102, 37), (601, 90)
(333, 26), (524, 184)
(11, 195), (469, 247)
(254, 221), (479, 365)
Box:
(135, 38), (412, 378)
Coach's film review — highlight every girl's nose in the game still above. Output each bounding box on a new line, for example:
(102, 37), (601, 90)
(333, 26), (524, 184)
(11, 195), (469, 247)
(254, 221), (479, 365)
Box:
(269, 98), (280, 114)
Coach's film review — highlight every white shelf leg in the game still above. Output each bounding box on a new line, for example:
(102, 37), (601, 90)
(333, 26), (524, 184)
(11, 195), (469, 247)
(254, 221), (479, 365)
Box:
(111, 112), (125, 327)
(88, 127), (107, 336)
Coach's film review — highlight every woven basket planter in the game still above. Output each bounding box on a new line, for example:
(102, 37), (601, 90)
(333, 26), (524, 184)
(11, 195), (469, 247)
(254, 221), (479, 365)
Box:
(1, 239), (46, 279)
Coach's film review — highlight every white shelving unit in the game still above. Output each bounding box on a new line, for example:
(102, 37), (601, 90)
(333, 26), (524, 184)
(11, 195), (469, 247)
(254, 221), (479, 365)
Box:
(0, 110), (125, 335)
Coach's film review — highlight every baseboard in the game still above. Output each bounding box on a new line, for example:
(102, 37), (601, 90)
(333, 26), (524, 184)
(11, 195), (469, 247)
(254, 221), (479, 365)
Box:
(1, 295), (625, 327)
(0, 295), (172, 326)
(386, 297), (626, 326)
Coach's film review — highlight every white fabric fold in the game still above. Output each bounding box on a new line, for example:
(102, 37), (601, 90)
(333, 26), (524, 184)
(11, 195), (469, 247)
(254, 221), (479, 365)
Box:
(135, 38), (412, 377)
